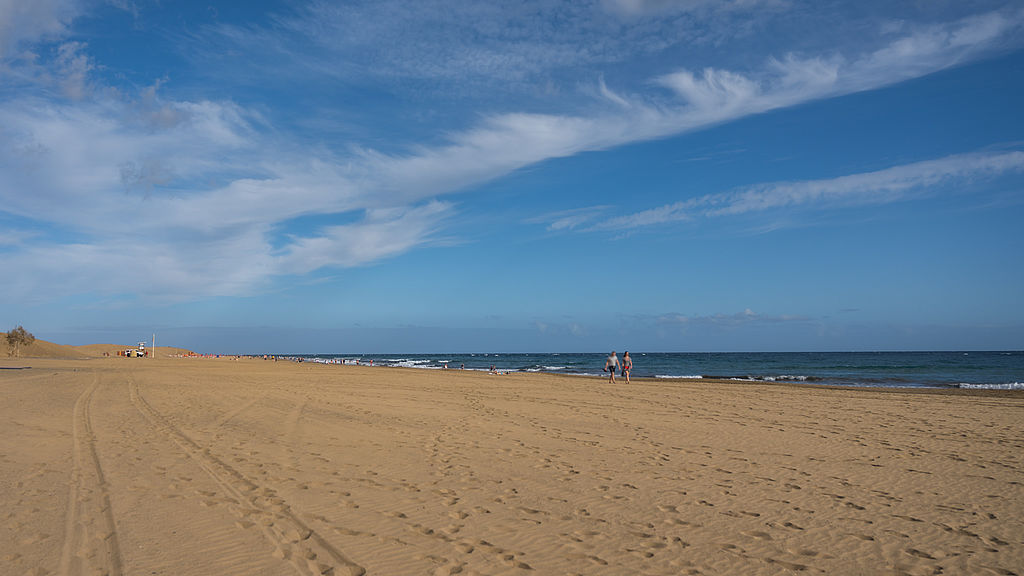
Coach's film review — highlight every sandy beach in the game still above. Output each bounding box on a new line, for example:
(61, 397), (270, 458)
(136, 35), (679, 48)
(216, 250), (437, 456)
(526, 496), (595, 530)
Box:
(2, 357), (1022, 575)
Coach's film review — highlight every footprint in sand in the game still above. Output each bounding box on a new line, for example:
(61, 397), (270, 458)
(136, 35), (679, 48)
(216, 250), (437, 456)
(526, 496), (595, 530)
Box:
(765, 557), (808, 571)
(892, 514), (923, 523)
(433, 561), (466, 575)
(905, 548), (936, 560)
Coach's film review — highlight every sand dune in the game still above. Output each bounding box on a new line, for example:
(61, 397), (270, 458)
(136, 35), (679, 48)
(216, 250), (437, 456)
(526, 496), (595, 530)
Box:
(1, 357), (1021, 575)
(1, 333), (89, 359)
(1, 333), (192, 359)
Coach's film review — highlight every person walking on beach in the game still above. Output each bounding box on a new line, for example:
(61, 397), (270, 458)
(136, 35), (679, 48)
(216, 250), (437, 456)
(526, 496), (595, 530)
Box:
(621, 351), (632, 384)
(605, 351), (619, 383)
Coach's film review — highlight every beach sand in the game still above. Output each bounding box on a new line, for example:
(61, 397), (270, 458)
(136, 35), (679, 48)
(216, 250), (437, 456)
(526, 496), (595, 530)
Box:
(1, 357), (1022, 575)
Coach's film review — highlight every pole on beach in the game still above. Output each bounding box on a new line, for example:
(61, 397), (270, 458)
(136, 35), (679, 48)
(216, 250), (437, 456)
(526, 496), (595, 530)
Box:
(152, 333), (155, 359)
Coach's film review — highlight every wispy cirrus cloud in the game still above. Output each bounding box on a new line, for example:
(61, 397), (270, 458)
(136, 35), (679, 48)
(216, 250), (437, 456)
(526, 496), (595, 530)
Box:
(279, 201), (454, 274)
(657, 308), (812, 327)
(602, 0), (774, 18)
(653, 8), (1024, 125)
(582, 150), (1024, 232)
(528, 206), (613, 232)
(192, 0), (786, 101)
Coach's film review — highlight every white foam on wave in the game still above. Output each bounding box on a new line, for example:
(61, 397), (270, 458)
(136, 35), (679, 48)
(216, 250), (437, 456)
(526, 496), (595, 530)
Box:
(515, 365), (569, 373)
(391, 359), (434, 368)
(959, 382), (1024, 390)
(654, 375), (704, 379)
(762, 375), (809, 382)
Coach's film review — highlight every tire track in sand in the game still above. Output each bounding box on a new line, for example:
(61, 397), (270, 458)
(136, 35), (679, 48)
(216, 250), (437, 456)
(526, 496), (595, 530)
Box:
(212, 395), (264, 430)
(59, 377), (124, 576)
(128, 380), (365, 576)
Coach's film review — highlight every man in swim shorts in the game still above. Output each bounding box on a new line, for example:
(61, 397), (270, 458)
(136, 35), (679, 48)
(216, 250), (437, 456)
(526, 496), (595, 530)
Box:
(605, 351), (619, 383)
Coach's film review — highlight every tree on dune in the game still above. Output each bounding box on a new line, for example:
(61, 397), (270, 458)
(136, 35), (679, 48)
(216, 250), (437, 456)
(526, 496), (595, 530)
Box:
(6, 325), (35, 357)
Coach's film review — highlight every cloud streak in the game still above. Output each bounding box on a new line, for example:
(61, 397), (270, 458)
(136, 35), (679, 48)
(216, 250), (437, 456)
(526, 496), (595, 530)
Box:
(584, 151), (1024, 231)
(657, 308), (812, 328)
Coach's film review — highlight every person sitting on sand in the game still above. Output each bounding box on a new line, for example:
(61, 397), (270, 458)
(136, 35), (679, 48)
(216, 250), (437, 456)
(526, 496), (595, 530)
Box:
(605, 351), (619, 383)
(622, 351), (632, 384)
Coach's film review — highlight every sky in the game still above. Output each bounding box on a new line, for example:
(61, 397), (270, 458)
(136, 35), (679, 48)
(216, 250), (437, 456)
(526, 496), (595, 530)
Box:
(1, 0), (1023, 354)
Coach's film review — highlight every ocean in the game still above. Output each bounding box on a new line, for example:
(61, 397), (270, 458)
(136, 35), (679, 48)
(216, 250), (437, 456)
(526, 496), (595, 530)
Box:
(292, 351), (1024, 391)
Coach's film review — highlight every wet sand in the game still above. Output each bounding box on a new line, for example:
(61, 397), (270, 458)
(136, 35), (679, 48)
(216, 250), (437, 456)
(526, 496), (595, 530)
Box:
(2, 357), (1022, 575)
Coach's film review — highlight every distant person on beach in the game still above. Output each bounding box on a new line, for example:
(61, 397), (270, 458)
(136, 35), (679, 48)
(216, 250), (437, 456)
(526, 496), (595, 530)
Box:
(605, 351), (619, 383)
(622, 351), (632, 383)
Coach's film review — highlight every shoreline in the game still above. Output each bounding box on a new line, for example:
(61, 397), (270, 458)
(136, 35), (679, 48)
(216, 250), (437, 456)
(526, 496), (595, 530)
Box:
(6, 354), (1024, 397)
(184, 355), (1024, 397)
(267, 350), (1024, 391)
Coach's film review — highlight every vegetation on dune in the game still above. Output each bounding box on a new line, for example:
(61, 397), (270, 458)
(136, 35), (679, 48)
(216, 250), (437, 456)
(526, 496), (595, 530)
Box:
(6, 325), (36, 357)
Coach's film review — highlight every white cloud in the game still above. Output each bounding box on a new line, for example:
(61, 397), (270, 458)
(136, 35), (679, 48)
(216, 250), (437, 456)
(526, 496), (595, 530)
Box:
(768, 53), (841, 93)
(590, 151), (1024, 231)
(530, 206), (612, 232)
(598, 75), (631, 108)
(1, 228), (278, 303)
(657, 309), (810, 327)
(603, 0), (701, 16)
(650, 8), (1023, 124)
(199, 0), (782, 98)
(657, 67), (761, 112)
(54, 41), (93, 99)
(0, 0), (80, 58)
(602, 0), (780, 17)
(0, 227), (35, 246)
(848, 9), (1023, 88)
(279, 201), (453, 273)
(0, 93), (261, 228)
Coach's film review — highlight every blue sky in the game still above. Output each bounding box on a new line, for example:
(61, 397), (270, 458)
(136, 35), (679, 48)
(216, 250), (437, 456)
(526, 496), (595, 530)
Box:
(1, 0), (1023, 353)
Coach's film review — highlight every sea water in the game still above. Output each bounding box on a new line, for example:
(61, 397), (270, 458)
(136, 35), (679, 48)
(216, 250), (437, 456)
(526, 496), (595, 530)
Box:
(290, 351), (1023, 390)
